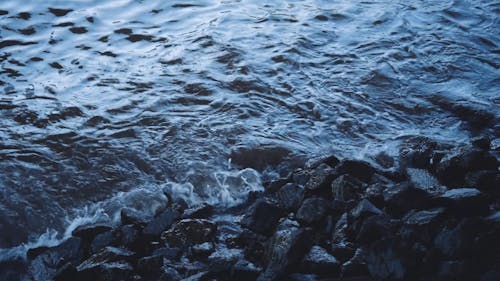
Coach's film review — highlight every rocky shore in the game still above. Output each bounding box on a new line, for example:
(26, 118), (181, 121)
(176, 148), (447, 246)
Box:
(3, 136), (500, 281)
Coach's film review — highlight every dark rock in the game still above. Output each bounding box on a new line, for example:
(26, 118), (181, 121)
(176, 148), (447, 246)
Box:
(331, 243), (355, 263)
(120, 207), (148, 225)
(77, 247), (135, 271)
(434, 218), (488, 259)
(120, 224), (140, 248)
(331, 174), (365, 202)
(53, 263), (78, 281)
(354, 215), (394, 244)
(230, 145), (292, 171)
(272, 183), (305, 211)
(137, 254), (163, 277)
(471, 136), (491, 150)
(78, 261), (133, 281)
(90, 230), (116, 254)
(143, 208), (181, 238)
(305, 155), (340, 169)
(382, 182), (430, 216)
(350, 199), (383, 220)
(241, 199), (284, 236)
(366, 238), (416, 280)
(190, 242), (215, 260)
(0, 258), (27, 281)
(465, 170), (499, 193)
(296, 197), (330, 225)
(231, 229), (267, 264)
(335, 160), (375, 183)
(399, 136), (439, 169)
(436, 148), (498, 187)
(231, 259), (261, 281)
(341, 248), (369, 278)
(208, 248), (242, 273)
(332, 213), (349, 244)
(160, 265), (182, 281)
(438, 188), (489, 216)
(483, 270), (500, 281)
(162, 219), (217, 248)
(27, 246), (49, 260)
(363, 183), (385, 207)
(406, 168), (446, 196)
(292, 169), (311, 186)
(301, 245), (340, 276)
(181, 271), (211, 281)
(288, 273), (318, 281)
(403, 208), (444, 226)
(437, 260), (474, 280)
(152, 247), (182, 260)
(182, 203), (213, 219)
(258, 219), (312, 281)
(304, 164), (338, 194)
(72, 223), (113, 241)
(28, 237), (83, 281)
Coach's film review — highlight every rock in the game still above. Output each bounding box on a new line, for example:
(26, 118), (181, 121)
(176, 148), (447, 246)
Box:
(152, 247), (182, 260)
(331, 243), (355, 263)
(331, 174), (365, 202)
(27, 246), (49, 260)
(273, 183), (305, 211)
(137, 254), (164, 277)
(399, 136), (439, 169)
(406, 168), (446, 196)
(341, 248), (369, 278)
(301, 245), (340, 276)
(438, 188), (489, 216)
(332, 213), (349, 244)
(181, 271), (211, 281)
(208, 248), (242, 273)
(241, 199), (285, 236)
(483, 270), (500, 281)
(434, 218), (488, 259)
(292, 169), (311, 186)
(72, 223), (113, 241)
(382, 182), (430, 216)
(403, 208), (444, 226)
(471, 136), (491, 150)
(350, 199), (383, 220)
(190, 242), (215, 260)
(258, 219), (312, 281)
(162, 219), (217, 248)
(296, 197), (330, 225)
(353, 215), (394, 244)
(160, 265), (182, 281)
(305, 155), (340, 169)
(366, 238), (416, 280)
(143, 207), (181, 237)
(288, 273), (318, 281)
(77, 247), (135, 272)
(335, 160), (375, 183)
(231, 259), (261, 281)
(363, 183), (385, 207)
(304, 164), (338, 194)
(79, 261), (133, 281)
(28, 237), (83, 281)
(182, 203), (213, 219)
(53, 263), (78, 281)
(90, 230), (116, 254)
(119, 224), (140, 248)
(465, 170), (499, 193)
(436, 148), (498, 187)
(120, 207), (148, 225)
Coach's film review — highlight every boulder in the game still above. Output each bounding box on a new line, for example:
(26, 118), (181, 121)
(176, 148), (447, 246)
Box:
(305, 164), (338, 194)
(350, 199), (383, 220)
(273, 183), (305, 211)
(120, 207), (148, 225)
(241, 199), (285, 236)
(400, 208), (444, 244)
(354, 215), (394, 244)
(72, 223), (113, 241)
(335, 160), (375, 183)
(438, 188), (489, 216)
(305, 155), (340, 170)
(182, 203), (213, 219)
(162, 219), (217, 248)
(137, 254), (164, 277)
(465, 170), (499, 193)
(366, 238), (416, 280)
(143, 207), (181, 237)
(208, 248), (242, 273)
(331, 174), (365, 202)
(434, 218), (488, 259)
(190, 242), (215, 260)
(258, 219), (312, 281)
(382, 182), (430, 216)
(90, 230), (117, 254)
(330, 242), (355, 263)
(119, 224), (140, 249)
(341, 248), (369, 278)
(301, 245), (340, 276)
(76, 247), (135, 281)
(398, 136), (439, 169)
(231, 259), (261, 281)
(160, 265), (182, 281)
(296, 197), (330, 225)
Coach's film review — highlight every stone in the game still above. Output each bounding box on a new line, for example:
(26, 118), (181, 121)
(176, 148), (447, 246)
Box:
(273, 183), (305, 211)
(305, 155), (340, 169)
(160, 265), (182, 281)
(289, 273), (318, 281)
(341, 248), (369, 278)
(152, 247), (182, 260)
(403, 208), (444, 226)
(330, 243), (355, 263)
(398, 136), (439, 169)
(182, 203), (213, 219)
(257, 219), (312, 281)
(241, 199), (284, 236)
(301, 245), (340, 276)
(465, 170), (499, 193)
(231, 259), (261, 281)
(296, 197), (330, 225)
(190, 242), (215, 260)
(382, 182), (430, 216)
(434, 218), (488, 259)
(143, 208), (181, 237)
(90, 230), (116, 254)
(162, 219), (217, 248)
(208, 248), (242, 273)
(335, 160), (375, 183)
(137, 255), (164, 277)
(120, 224), (140, 248)
(120, 207), (148, 225)
(366, 238), (416, 280)
(305, 164), (338, 193)
(52, 263), (78, 281)
(331, 175), (365, 202)
(438, 188), (489, 216)
(354, 215), (394, 244)
(76, 247), (135, 272)
(72, 223), (113, 241)
(78, 261), (133, 281)
(350, 199), (383, 220)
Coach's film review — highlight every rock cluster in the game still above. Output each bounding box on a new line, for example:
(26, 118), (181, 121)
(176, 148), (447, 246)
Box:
(20, 137), (500, 280)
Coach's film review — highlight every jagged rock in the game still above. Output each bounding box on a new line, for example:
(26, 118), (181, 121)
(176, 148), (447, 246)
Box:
(366, 238), (416, 280)
(90, 230), (116, 254)
(258, 219), (312, 281)
(208, 248), (242, 273)
(190, 242), (215, 260)
(241, 199), (285, 236)
(305, 155), (340, 170)
(181, 271), (210, 281)
(120, 207), (148, 225)
(465, 170), (499, 193)
(143, 207), (181, 237)
(332, 213), (349, 244)
(434, 218), (488, 259)
(292, 169), (311, 186)
(382, 182), (430, 215)
(403, 208), (444, 226)
(305, 164), (337, 194)
(354, 215), (394, 244)
(406, 168), (446, 196)
(137, 254), (163, 277)
(28, 237), (83, 281)
(335, 160), (375, 183)
(350, 199), (383, 220)
(231, 259), (261, 281)
(162, 219), (217, 248)
(273, 183), (305, 211)
(296, 197), (330, 225)
(182, 203), (213, 219)
(75, 247), (135, 281)
(72, 223), (113, 241)
(363, 183), (385, 207)
(119, 224), (140, 248)
(331, 243), (355, 263)
(471, 136), (491, 150)
(52, 263), (78, 281)
(341, 248), (369, 278)
(331, 174), (365, 202)
(301, 245), (340, 276)
(160, 265), (182, 281)
(77, 247), (135, 271)
(438, 188), (489, 216)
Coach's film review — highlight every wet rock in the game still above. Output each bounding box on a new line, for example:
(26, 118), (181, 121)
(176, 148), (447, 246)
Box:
(331, 174), (365, 202)
(434, 218), (488, 259)
(182, 203), (213, 219)
(52, 263), (78, 281)
(288, 273), (318, 281)
(403, 208), (444, 226)
(181, 271), (210, 281)
(229, 145), (291, 171)
(305, 155), (340, 169)
(27, 246), (49, 260)
(190, 242), (215, 260)
(78, 261), (133, 281)
(350, 199), (383, 220)
(341, 248), (369, 278)
(90, 230), (117, 254)
(28, 237), (83, 281)
(72, 223), (113, 241)
(406, 168), (446, 196)
(241, 199), (285, 236)
(162, 219), (217, 248)
(483, 270), (500, 281)
(272, 183), (305, 211)
(120, 207), (148, 225)
(354, 215), (394, 244)
(292, 169), (311, 186)
(231, 259), (261, 281)
(382, 182), (430, 216)
(120, 224), (140, 248)
(258, 219), (312, 281)
(335, 160), (375, 183)
(137, 254), (164, 277)
(304, 164), (338, 194)
(160, 265), (182, 281)
(208, 248), (242, 273)
(143, 207), (181, 237)
(48, 8), (73, 17)
(296, 197), (330, 225)
(465, 170), (499, 193)
(301, 245), (340, 276)
(399, 136), (439, 169)
(471, 136), (491, 150)
(153, 247), (182, 260)
(77, 247), (135, 271)
(331, 243), (356, 263)
(363, 183), (385, 207)
(366, 238), (416, 280)
(400, 208), (445, 243)
(438, 188), (489, 216)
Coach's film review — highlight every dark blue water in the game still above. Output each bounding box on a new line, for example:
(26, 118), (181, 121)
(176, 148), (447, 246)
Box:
(0, 0), (499, 259)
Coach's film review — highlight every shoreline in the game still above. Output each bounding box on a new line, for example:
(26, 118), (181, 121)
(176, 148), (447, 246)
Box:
(2, 136), (499, 281)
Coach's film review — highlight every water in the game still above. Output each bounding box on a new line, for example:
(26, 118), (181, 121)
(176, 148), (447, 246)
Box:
(0, 0), (498, 258)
